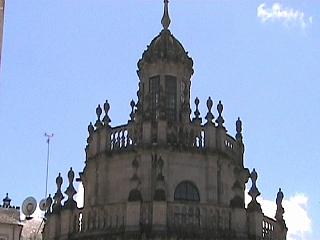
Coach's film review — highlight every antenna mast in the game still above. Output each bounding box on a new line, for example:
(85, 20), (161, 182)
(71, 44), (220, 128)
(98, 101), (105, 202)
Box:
(0, 0), (5, 70)
(44, 133), (54, 198)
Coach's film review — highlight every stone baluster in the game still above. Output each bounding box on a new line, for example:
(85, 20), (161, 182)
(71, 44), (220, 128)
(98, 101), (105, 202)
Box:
(121, 129), (125, 148)
(116, 131), (121, 149)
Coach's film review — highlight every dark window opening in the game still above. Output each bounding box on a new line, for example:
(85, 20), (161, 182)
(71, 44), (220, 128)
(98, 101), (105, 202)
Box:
(128, 189), (142, 202)
(174, 181), (200, 202)
(165, 75), (177, 122)
(149, 76), (160, 120)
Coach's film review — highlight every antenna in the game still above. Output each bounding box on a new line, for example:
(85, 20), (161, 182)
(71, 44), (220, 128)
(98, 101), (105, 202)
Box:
(44, 133), (54, 198)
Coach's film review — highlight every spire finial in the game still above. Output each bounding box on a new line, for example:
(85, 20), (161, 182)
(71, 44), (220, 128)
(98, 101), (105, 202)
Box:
(52, 173), (64, 213)
(95, 104), (103, 128)
(45, 194), (53, 215)
(103, 100), (111, 126)
(236, 117), (243, 141)
(161, 0), (171, 30)
(216, 100), (225, 127)
(205, 97), (214, 124)
(247, 168), (262, 212)
(64, 167), (77, 209)
(275, 188), (286, 226)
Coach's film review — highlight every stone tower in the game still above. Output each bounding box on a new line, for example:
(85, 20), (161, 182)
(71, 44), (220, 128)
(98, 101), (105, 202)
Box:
(43, 2), (287, 240)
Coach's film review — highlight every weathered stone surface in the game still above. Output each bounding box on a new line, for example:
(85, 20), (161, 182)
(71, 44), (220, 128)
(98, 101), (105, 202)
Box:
(43, 2), (287, 240)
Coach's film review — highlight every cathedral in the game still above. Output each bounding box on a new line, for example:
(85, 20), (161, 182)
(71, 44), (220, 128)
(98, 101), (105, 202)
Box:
(43, 2), (287, 240)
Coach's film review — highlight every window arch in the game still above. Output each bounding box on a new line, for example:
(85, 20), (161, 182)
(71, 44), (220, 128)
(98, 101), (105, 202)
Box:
(174, 181), (200, 202)
(128, 189), (142, 202)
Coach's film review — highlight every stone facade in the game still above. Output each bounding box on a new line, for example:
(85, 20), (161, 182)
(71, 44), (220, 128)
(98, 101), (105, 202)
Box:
(0, 194), (23, 240)
(43, 2), (287, 240)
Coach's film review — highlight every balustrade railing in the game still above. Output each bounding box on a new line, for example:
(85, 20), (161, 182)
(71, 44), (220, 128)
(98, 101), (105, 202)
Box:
(194, 129), (205, 149)
(72, 203), (126, 234)
(105, 122), (238, 156)
(167, 202), (231, 232)
(224, 135), (238, 155)
(110, 125), (134, 151)
(166, 123), (205, 149)
(262, 216), (276, 240)
(71, 202), (234, 236)
(68, 203), (281, 240)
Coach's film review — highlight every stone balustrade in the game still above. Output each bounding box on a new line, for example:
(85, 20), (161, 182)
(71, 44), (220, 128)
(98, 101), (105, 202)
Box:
(262, 216), (276, 240)
(87, 121), (240, 159)
(110, 125), (134, 151)
(224, 135), (239, 157)
(70, 202), (233, 235)
(71, 203), (126, 236)
(168, 202), (231, 231)
(47, 201), (285, 240)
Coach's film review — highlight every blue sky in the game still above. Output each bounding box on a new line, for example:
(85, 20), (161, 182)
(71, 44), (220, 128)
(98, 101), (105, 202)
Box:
(0, 1), (319, 239)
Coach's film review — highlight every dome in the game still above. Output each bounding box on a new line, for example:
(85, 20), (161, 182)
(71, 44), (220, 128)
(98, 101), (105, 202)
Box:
(137, 0), (193, 72)
(137, 29), (193, 72)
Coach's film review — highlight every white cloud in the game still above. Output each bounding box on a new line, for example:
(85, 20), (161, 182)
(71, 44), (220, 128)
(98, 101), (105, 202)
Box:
(246, 191), (312, 240)
(282, 194), (311, 240)
(75, 182), (84, 208)
(257, 3), (312, 29)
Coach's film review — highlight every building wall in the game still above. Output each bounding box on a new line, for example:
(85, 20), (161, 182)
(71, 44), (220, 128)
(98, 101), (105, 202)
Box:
(0, 207), (22, 240)
(0, 224), (22, 240)
(84, 149), (237, 207)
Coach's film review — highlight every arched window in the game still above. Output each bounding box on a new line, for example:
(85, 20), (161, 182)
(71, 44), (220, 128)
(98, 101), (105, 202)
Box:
(174, 181), (200, 202)
(128, 189), (142, 202)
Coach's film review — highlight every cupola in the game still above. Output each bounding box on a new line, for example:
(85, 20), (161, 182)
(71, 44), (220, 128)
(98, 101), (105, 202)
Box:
(136, 0), (194, 125)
